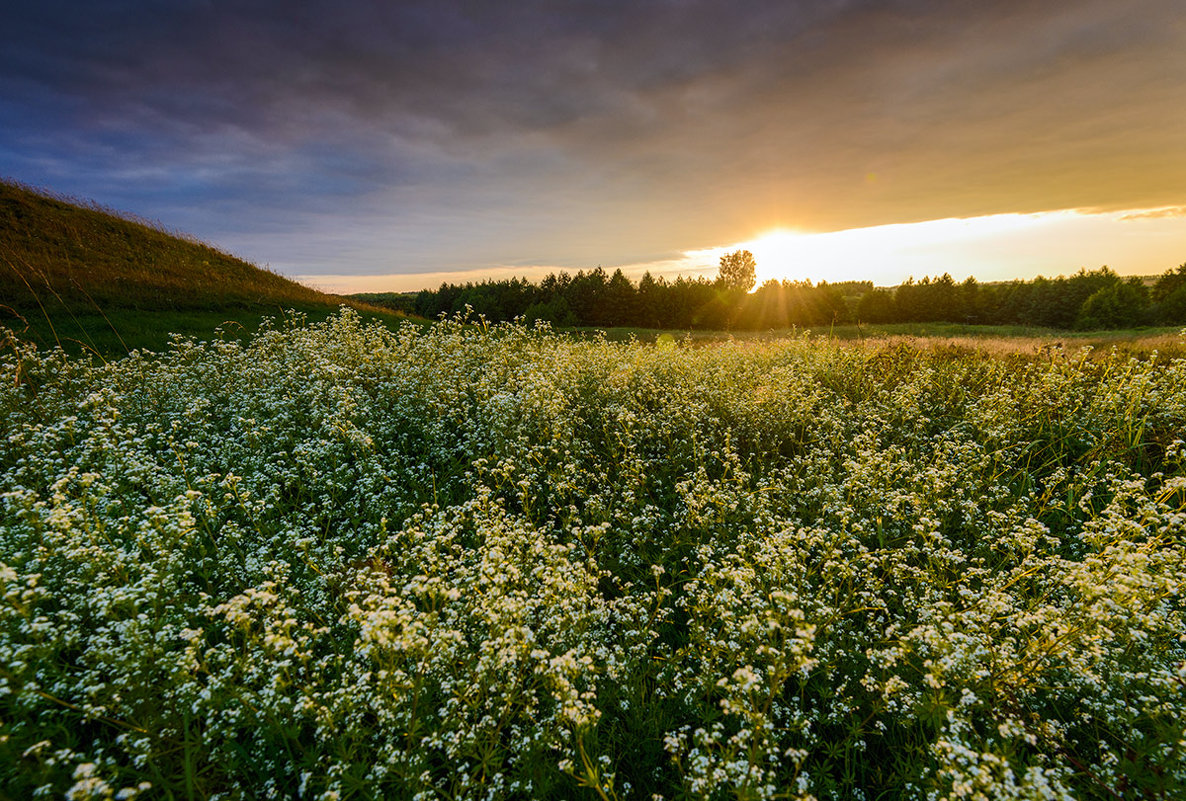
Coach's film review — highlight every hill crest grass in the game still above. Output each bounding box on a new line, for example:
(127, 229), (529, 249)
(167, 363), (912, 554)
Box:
(0, 178), (407, 355)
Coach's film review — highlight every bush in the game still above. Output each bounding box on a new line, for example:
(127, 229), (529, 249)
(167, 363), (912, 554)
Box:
(1076, 279), (1150, 329)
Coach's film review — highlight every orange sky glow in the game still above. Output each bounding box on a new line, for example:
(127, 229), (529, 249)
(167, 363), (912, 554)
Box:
(304, 207), (1186, 294)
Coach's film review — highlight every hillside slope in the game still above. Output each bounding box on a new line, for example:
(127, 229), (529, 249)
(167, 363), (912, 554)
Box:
(0, 180), (398, 353)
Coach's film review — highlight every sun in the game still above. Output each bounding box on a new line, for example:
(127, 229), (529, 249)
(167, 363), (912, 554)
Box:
(731, 213), (1067, 286)
(741, 229), (810, 285)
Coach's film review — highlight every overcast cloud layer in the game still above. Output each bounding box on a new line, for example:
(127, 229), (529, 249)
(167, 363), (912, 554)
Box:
(2, 0), (1184, 282)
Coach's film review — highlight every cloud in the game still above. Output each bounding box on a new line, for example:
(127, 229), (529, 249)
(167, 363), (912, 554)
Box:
(1118, 207), (1186, 221)
(2, 0), (1184, 282)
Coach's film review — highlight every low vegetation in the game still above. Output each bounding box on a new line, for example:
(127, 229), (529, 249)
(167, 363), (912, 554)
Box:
(3, 310), (1183, 799)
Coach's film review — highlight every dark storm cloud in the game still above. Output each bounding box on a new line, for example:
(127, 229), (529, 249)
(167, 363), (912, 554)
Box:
(2, 0), (1183, 277)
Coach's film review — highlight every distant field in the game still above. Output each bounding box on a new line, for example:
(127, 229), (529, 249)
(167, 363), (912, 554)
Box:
(7, 308), (1183, 361)
(3, 311), (1183, 799)
(574, 321), (1186, 355)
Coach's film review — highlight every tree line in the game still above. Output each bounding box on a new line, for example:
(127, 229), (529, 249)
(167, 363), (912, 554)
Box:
(356, 254), (1186, 331)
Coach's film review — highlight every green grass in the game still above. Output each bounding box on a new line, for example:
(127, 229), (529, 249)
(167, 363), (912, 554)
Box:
(0, 179), (411, 354)
(2, 304), (414, 358)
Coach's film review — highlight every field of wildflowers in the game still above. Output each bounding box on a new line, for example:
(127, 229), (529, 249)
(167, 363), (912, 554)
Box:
(2, 310), (1184, 800)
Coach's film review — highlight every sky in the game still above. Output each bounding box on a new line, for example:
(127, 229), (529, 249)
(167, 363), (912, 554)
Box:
(2, 0), (1185, 293)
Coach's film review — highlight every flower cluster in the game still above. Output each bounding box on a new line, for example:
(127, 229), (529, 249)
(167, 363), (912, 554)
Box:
(1, 311), (1183, 799)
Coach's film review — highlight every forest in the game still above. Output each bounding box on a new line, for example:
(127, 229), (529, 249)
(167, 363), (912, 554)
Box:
(359, 259), (1186, 331)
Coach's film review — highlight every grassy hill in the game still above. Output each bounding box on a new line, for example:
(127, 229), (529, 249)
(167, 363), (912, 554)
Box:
(0, 179), (404, 355)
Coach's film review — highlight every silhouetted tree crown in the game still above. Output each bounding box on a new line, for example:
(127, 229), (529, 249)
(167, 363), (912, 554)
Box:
(717, 249), (757, 292)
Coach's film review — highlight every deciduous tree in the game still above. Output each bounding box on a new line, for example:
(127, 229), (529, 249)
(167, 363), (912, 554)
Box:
(717, 249), (757, 292)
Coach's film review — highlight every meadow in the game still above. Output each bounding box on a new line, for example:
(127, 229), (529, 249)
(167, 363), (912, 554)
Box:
(2, 310), (1185, 800)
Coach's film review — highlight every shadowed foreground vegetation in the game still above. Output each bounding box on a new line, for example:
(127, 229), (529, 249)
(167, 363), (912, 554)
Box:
(0, 179), (404, 354)
(3, 311), (1183, 799)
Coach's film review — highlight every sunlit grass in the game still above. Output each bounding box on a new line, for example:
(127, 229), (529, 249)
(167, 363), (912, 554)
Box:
(579, 322), (1186, 359)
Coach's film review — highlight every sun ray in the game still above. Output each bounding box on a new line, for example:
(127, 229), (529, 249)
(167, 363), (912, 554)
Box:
(727, 213), (1080, 285)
